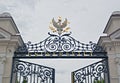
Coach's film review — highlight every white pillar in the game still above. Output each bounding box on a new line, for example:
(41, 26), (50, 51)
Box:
(0, 63), (4, 83)
(0, 56), (6, 83)
(0, 12), (24, 83)
(115, 57), (120, 83)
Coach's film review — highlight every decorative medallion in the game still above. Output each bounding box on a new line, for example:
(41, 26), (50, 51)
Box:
(49, 16), (70, 35)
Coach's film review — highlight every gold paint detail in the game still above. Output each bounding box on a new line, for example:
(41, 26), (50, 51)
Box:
(35, 53), (38, 56)
(83, 52), (86, 56)
(49, 16), (70, 35)
(90, 52), (93, 56)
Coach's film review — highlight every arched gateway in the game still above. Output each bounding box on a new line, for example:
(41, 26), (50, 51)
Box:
(10, 17), (110, 83)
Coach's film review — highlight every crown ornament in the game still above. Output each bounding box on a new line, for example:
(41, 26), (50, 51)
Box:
(49, 16), (70, 35)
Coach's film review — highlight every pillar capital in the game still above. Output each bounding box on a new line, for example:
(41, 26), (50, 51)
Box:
(0, 56), (6, 64)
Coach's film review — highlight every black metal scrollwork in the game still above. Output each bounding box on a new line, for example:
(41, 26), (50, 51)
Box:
(72, 59), (108, 83)
(15, 32), (104, 53)
(13, 60), (55, 83)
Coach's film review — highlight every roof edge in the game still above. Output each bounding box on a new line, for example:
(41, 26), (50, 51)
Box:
(103, 11), (120, 33)
(0, 12), (20, 34)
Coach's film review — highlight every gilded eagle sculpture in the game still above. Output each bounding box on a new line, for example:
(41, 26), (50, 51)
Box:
(49, 16), (70, 35)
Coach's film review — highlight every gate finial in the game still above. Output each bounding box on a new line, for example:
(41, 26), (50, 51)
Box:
(49, 16), (70, 35)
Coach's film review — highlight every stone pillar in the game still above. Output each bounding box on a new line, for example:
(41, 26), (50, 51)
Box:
(0, 12), (24, 83)
(115, 57), (120, 83)
(0, 56), (6, 83)
(98, 11), (120, 83)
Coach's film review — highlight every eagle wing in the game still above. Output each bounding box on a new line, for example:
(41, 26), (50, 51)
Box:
(52, 18), (59, 28)
(61, 18), (67, 28)
(49, 26), (57, 32)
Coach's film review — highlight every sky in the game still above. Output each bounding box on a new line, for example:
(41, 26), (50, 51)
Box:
(0, 0), (120, 83)
(0, 0), (120, 43)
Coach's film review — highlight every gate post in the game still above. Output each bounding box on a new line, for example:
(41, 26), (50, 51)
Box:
(98, 11), (120, 83)
(106, 58), (111, 83)
(0, 13), (24, 83)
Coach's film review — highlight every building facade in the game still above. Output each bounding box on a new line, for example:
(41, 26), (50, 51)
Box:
(0, 12), (120, 83)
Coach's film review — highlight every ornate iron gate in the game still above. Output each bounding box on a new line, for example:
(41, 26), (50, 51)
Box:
(72, 59), (109, 83)
(11, 59), (55, 83)
(10, 17), (110, 83)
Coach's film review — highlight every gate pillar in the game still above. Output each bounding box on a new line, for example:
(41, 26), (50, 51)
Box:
(98, 11), (120, 83)
(0, 12), (24, 83)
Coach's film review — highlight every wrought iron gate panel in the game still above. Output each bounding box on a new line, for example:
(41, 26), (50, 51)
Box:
(11, 59), (55, 83)
(72, 59), (109, 83)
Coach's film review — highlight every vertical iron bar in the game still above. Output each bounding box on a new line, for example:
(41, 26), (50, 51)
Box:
(100, 73), (102, 83)
(19, 71), (21, 83)
(71, 72), (74, 83)
(103, 63), (106, 83)
(37, 66), (38, 83)
(47, 78), (48, 83)
(34, 65), (36, 83)
(85, 68), (87, 83)
(86, 68), (87, 83)
(87, 67), (89, 83)
(52, 69), (55, 83)
(15, 71), (17, 83)
(30, 64), (32, 83)
(90, 65), (92, 83)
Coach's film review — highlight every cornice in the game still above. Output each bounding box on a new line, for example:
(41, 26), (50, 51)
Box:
(98, 35), (120, 46)
(98, 36), (110, 46)
(0, 17), (19, 34)
(0, 35), (24, 47)
(103, 11), (120, 33)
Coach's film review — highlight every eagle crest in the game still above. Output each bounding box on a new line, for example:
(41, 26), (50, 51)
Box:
(49, 16), (70, 35)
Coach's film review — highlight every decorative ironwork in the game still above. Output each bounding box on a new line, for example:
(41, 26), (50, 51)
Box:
(15, 17), (105, 55)
(12, 59), (55, 83)
(10, 17), (110, 83)
(72, 59), (108, 83)
(16, 32), (104, 53)
(49, 16), (70, 35)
